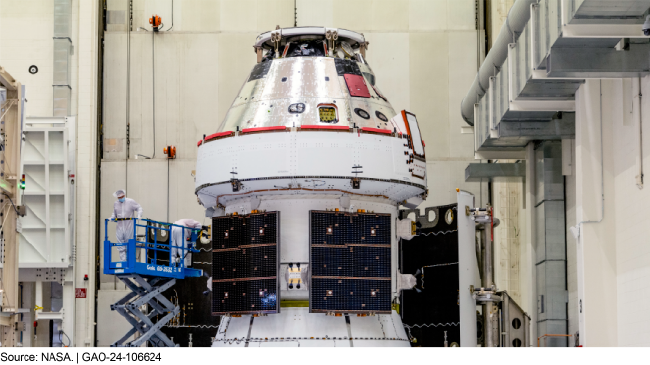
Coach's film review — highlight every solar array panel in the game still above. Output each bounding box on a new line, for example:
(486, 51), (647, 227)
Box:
(310, 211), (392, 314)
(212, 212), (280, 315)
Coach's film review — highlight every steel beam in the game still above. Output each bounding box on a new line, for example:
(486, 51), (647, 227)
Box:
(479, 116), (575, 150)
(0, 66), (17, 90)
(37, 310), (65, 321)
(0, 67), (22, 347)
(547, 44), (650, 78)
(474, 150), (527, 160)
(498, 117), (575, 140)
(465, 163), (526, 182)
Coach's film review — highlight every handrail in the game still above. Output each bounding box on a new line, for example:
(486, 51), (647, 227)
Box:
(103, 218), (203, 277)
(537, 334), (573, 347)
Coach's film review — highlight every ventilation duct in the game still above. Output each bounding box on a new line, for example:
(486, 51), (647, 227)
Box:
(461, 0), (538, 126)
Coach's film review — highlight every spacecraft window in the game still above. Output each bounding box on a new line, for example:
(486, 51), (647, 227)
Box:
(354, 108), (370, 119)
(288, 103), (305, 114)
(403, 111), (425, 158)
(282, 77), (287, 82)
(325, 76), (330, 81)
(362, 72), (375, 86)
(375, 111), (388, 122)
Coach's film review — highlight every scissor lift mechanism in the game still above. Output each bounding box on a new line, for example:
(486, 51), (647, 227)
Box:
(104, 218), (203, 347)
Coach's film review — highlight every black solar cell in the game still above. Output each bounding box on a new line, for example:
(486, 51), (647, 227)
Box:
(211, 212), (280, 315)
(310, 211), (392, 314)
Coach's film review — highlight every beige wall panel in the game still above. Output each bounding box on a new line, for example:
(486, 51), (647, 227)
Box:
(257, 0), (296, 32)
(168, 160), (207, 224)
(125, 33), (153, 159)
(96, 290), (133, 346)
(365, 33), (410, 114)
(120, 33), (219, 160)
(296, 0), (333, 27)
(103, 33), (128, 160)
(490, 0), (516, 39)
(448, 31), (476, 159)
(409, 32), (448, 159)
(220, 0), (257, 32)
(0, 39), (53, 117)
(106, 0), (127, 32)
(409, 0), (448, 31)
(126, 160), (169, 222)
(332, 0), (372, 31)
(423, 160), (487, 208)
(99, 161), (126, 284)
(130, 0), (147, 30)
(0, 0), (54, 117)
(0, 0), (52, 13)
(370, 0), (409, 31)
(218, 32), (258, 125)
(179, 0), (221, 32)
(153, 34), (182, 157)
(130, 0), (177, 31)
(423, 161), (451, 207)
(178, 34), (220, 158)
(447, 0), (476, 31)
(449, 160), (484, 202)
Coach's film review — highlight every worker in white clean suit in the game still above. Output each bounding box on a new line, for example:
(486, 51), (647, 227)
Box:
(171, 218), (202, 267)
(109, 189), (143, 261)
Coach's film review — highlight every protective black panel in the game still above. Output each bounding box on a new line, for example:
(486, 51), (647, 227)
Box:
(334, 58), (361, 76)
(212, 212), (280, 315)
(159, 242), (219, 347)
(399, 204), (461, 347)
(310, 211), (391, 313)
(248, 60), (273, 81)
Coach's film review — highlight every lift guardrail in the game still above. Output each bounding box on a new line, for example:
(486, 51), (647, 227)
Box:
(103, 218), (203, 279)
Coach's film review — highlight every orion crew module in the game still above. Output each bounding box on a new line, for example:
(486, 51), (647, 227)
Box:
(195, 27), (428, 347)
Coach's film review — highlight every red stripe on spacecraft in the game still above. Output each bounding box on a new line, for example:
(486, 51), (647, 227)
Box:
(241, 126), (288, 133)
(361, 127), (392, 134)
(343, 74), (371, 98)
(300, 125), (350, 130)
(204, 131), (234, 142)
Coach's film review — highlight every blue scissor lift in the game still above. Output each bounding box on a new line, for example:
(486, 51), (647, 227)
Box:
(104, 218), (203, 347)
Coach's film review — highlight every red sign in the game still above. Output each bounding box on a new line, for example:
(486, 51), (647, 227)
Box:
(75, 288), (87, 298)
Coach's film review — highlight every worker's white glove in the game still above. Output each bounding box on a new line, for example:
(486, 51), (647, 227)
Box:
(108, 217), (115, 221)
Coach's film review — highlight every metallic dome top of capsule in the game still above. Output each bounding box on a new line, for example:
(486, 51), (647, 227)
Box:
(217, 27), (390, 133)
(254, 27), (367, 52)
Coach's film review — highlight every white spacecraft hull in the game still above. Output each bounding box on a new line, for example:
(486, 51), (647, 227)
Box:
(195, 27), (430, 347)
(213, 308), (409, 347)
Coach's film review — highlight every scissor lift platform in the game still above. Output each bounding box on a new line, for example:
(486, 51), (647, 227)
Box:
(104, 218), (204, 347)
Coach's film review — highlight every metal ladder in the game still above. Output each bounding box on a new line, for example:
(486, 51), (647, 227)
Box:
(110, 274), (179, 347)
